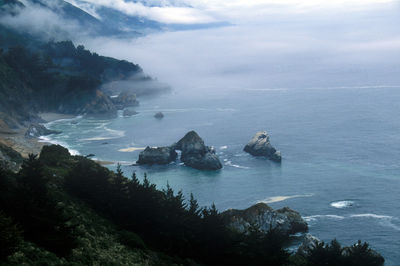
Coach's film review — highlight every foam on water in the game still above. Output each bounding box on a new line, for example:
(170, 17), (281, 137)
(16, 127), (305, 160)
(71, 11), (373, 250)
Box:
(330, 200), (355, 209)
(224, 160), (250, 169)
(303, 215), (346, 222)
(258, 194), (314, 204)
(350, 214), (393, 219)
(80, 126), (125, 141)
(39, 136), (80, 155)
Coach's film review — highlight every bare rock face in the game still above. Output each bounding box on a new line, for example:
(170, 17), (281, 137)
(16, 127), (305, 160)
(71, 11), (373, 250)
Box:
(111, 92), (139, 110)
(244, 131), (282, 162)
(297, 234), (321, 256)
(0, 143), (23, 172)
(137, 146), (177, 165)
(221, 203), (308, 236)
(84, 90), (117, 117)
(25, 124), (61, 138)
(175, 131), (222, 170)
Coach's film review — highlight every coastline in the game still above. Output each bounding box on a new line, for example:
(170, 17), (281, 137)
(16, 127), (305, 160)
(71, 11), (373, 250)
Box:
(0, 112), (75, 158)
(0, 112), (119, 167)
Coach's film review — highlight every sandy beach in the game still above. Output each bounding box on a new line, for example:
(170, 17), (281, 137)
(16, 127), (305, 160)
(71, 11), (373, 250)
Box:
(39, 112), (76, 123)
(0, 112), (75, 158)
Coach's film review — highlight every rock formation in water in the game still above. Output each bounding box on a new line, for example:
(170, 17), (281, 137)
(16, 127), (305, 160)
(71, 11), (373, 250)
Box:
(111, 92), (139, 110)
(244, 131), (282, 162)
(137, 131), (222, 170)
(154, 112), (164, 119)
(221, 202), (308, 236)
(25, 124), (61, 138)
(137, 146), (178, 165)
(123, 109), (139, 117)
(175, 131), (222, 170)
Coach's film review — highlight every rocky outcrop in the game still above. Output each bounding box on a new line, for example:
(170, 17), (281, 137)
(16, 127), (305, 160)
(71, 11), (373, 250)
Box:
(221, 203), (308, 236)
(111, 92), (139, 110)
(154, 112), (164, 119)
(137, 146), (177, 165)
(0, 143), (23, 172)
(83, 90), (117, 117)
(25, 124), (61, 138)
(297, 234), (321, 256)
(244, 131), (282, 162)
(123, 109), (139, 117)
(175, 131), (222, 170)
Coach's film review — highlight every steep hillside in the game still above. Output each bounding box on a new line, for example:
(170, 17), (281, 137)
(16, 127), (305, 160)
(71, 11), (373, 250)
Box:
(0, 145), (385, 265)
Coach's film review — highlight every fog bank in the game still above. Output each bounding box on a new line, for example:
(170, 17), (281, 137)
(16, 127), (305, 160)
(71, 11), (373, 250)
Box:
(80, 1), (400, 96)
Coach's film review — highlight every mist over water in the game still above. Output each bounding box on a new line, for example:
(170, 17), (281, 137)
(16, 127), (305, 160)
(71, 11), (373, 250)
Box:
(42, 1), (400, 264)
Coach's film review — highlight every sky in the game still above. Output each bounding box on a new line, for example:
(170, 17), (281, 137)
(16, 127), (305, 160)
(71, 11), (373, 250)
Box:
(68, 0), (398, 24)
(78, 0), (400, 94)
(2, 0), (399, 93)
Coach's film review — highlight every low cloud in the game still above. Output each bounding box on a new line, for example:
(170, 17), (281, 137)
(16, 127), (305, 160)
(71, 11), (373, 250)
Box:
(69, 0), (217, 24)
(79, 1), (400, 94)
(0, 1), (92, 41)
(71, 0), (398, 25)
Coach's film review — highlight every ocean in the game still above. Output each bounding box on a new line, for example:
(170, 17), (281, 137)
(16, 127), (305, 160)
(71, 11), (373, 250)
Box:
(44, 85), (400, 264)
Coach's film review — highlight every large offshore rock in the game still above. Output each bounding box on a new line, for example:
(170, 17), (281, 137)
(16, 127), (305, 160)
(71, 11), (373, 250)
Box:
(175, 131), (222, 170)
(244, 131), (282, 162)
(137, 146), (177, 165)
(25, 124), (61, 138)
(221, 203), (308, 236)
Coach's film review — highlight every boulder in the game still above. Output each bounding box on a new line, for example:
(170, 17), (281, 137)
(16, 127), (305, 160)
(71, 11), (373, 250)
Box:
(175, 131), (222, 170)
(137, 146), (177, 165)
(221, 203), (308, 236)
(25, 124), (61, 138)
(154, 112), (164, 119)
(123, 109), (139, 117)
(244, 131), (282, 162)
(111, 92), (139, 110)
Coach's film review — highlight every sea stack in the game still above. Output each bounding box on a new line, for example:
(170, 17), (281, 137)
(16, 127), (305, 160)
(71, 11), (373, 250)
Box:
(175, 131), (222, 170)
(137, 146), (177, 165)
(244, 131), (282, 162)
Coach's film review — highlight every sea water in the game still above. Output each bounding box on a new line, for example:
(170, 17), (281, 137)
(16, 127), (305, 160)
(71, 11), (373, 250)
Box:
(46, 86), (400, 265)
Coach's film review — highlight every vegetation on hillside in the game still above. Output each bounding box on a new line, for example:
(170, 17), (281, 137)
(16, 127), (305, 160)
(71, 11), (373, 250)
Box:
(0, 41), (143, 119)
(0, 145), (385, 265)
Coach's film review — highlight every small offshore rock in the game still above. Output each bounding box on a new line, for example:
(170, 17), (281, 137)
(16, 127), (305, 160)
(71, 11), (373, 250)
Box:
(123, 109), (139, 117)
(244, 131), (282, 162)
(154, 112), (164, 119)
(137, 146), (177, 165)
